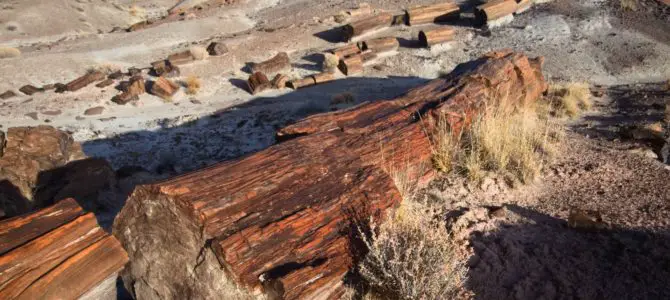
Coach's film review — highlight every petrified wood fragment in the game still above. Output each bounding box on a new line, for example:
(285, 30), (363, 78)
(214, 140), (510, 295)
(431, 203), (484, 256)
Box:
(247, 72), (271, 94)
(18, 85), (42, 96)
(330, 44), (361, 59)
(0, 198), (128, 299)
(343, 12), (393, 41)
(113, 51), (547, 300)
(359, 37), (399, 53)
(64, 71), (105, 92)
(271, 74), (289, 89)
(250, 52), (291, 75)
(338, 54), (364, 76)
(406, 2), (460, 25)
(150, 77), (179, 99)
(475, 0), (518, 26)
(419, 27), (456, 47)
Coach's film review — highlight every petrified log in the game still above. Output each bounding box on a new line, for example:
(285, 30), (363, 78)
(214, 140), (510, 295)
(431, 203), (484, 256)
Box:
(18, 85), (42, 96)
(0, 90), (16, 100)
(168, 50), (195, 66)
(330, 44), (361, 59)
(475, 0), (517, 26)
(150, 77), (179, 99)
(515, 0), (532, 14)
(250, 52), (291, 75)
(343, 12), (393, 41)
(313, 72), (336, 84)
(111, 92), (139, 105)
(151, 60), (180, 77)
(0, 198), (128, 299)
(95, 79), (115, 88)
(288, 77), (316, 89)
(113, 50), (547, 300)
(247, 72), (271, 94)
(359, 37), (399, 53)
(271, 74), (289, 89)
(63, 71), (105, 92)
(419, 27), (456, 47)
(338, 54), (364, 75)
(406, 2), (460, 25)
(289, 72), (336, 90)
(207, 42), (229, 56)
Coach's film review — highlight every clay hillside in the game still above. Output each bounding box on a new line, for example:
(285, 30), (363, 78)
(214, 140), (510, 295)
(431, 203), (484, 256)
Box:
(1, 0), (669, 299)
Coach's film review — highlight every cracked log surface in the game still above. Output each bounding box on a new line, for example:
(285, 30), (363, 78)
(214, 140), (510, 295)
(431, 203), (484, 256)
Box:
(113, 51), (547, 300)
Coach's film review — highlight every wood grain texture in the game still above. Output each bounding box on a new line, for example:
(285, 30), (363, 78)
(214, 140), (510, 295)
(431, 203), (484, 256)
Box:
(343, 12), (393, 41)
(251, 52), (290, 75)
(475, 0), (518, 26)
(0, 198), (83, 255)
(419, 27), (456, 47)
(114, 51), (548, 300)
(406, 2), (460, 25)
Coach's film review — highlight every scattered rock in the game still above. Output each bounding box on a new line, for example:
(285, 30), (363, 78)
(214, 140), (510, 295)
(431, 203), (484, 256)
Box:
(151, 60), (180, 77)
(150, 77), (180, 100)
(62, 71), (105, 92)
(24, 112), (38, 120)
(75, 116), (85, 121)
(127, 76), (146, 96)
(41, 110), (62, 116)
(84, 106), (105, 115)
(95, 79), (115, 88)
(0, 90), (16, 100)
(19, 85), (43, 96)
(206, 42), (229, 56)
(112, 92), (139, 105)
(251, 52), (290, 75)
(190, 99), (202, 104)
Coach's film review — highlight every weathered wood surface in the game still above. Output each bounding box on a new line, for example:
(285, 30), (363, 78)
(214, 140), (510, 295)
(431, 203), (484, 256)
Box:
(338, 54), (364, 75)
(247, 72), (271, 94)
(419, 27), (456, 47)
(343, 12), (393, 41)
(0, 199), (128, 299)
(63, 71), (105, 92)
(475, 0), (518, 26)
(359, 37), (399, 53)
(113, 51), (547, 300)
(406, 2), (460, 25)
(330, 44), (361, 59)
(251, 52), (291, 75)
(288, 77), (316, 89)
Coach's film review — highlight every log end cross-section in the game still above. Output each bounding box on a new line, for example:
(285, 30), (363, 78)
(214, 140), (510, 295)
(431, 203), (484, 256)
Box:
(113, 50), (547, 300)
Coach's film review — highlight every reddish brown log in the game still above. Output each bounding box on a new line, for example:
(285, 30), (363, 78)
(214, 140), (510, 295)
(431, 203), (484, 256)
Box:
(271, 73), (290, 89)
(343, 12), (393, 41)
(150, 77), (179, 99)
(0, 199), (128, 299)
(475, 0), (517, 26)
(288, 77), (316, 89)
(113, 51), (547, 300)
(167, 50), (195, 66)
(359, 37), (399, 53)
(18, 85), (42, 96)
(247, 72), (271, 94)
(64, 71), (105, 92)
(251, 52), (291, 75)
(406, 2), (460, 25)
(330, 44), (361, 59)
(312, 72), (336, 84)
(419, 27), (456, 47)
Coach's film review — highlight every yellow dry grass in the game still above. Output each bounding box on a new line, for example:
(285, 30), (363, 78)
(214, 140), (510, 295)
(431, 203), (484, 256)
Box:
(185, 75), (202, 95)
(548, 83), (592, 118)
(0, 47), (21, 59)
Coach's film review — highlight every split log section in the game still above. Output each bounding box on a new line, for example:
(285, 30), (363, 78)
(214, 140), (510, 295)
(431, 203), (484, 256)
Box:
(419, 27), (456, 47)
(0, 198), (128, 299)
(113, 51), (547, 300)
(406, 2), (460, 25)
(475, 0), (518, 26)
(343, 12), (393, 41)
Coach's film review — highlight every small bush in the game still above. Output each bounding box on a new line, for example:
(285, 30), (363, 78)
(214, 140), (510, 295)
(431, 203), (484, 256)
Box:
(548, 83), (592, 118)
(0, 47), (21, 59)
(358, 200), (466, 300)
(190, 46), (209, 60)
(620, 0), (638, 11)
(185, 75), (201, 95)
(323, 53), (340, 72)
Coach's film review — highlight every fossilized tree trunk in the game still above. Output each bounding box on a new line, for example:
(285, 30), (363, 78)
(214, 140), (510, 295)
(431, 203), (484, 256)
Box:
(113, 51), (547, 300)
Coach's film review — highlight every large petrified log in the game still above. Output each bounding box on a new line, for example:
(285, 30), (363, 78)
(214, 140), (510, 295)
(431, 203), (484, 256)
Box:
(113, 51), (547, 300)
(475, 0), (518, 26)
(343, 12), (393, 41)
(406, 2), (460, 25)
(0, 198), (128, 299)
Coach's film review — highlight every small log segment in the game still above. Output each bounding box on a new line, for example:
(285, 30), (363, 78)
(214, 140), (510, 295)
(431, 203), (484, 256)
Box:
(0, 198), (128, 299)
(289, 72), (336, 89)
(250, 52), (291, 75)
(167, 51), (195, 66)
(247, 72), (272, 94)
(330, 44), (361, 59)
(63, 71), (105, 92)
(406, 2), (460, 25)
(271, 74), (289, 89)
(359, 37), (399, 53)
(113, 51), (547, 300)
(150, 77), (179, 99)
(338, 54), (364, 75)
(343, 12), (393, 41)
(475, 0), (518, 26)
(18, 85), (42, 96)
(419, 27), (456, 47)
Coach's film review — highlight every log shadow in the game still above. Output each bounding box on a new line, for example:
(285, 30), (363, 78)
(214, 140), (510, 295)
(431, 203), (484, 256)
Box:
(314, 26), (347, 43)
(465, 205), (670, 299)
(0, 180), (30, 220)
(228, 78), (250, 94)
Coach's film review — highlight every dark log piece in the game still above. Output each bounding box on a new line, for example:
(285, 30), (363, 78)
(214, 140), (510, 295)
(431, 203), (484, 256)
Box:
(338, 54), (364, 75)
(63, 71), (105, 92)
(250, 52), (291, 75)
(18, 85), (43, 96)
(475, 0), (517, 26)
(359, 37), (399, 53)
(0, 90), (16, 100)
(406, 2), (460, 25)
(0, 199), (128, 299)
(247, 72), (271, 94)
(419, 27), (456, 47)
(95, 79), (115, 88)
(271, 74), (289, 89)
(113, 51), (547, 300)
(343, 12), (393, 41)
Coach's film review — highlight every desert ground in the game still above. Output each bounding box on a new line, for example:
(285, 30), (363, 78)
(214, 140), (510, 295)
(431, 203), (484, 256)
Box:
(1, 0), (669, 299)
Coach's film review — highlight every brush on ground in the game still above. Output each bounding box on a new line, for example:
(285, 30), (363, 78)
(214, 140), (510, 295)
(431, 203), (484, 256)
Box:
(185, 75), (201, 95)
(547, 83), (592, 118)
(189, 46), (209, 60)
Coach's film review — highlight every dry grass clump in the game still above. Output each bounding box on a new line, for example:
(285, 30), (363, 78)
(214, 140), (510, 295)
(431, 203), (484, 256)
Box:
(547, 83), (592, 118)
(323, 53), (340, 72)
(190, 46), (209, 60)
(431, 96), (561, 184)
(184, 75), (202, 95)
(0, 47), (21, 59)
(358, 199), (466, 300)
(620, 0), (638, 11)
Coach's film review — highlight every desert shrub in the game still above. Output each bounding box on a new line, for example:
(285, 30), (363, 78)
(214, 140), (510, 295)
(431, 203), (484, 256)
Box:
(431, 116), (460, 173)
(190, 46), (209, 60)
(323, 53), (340, 72)
(358, 200), (466, 300)
(185, 75), (201, 95)
(620, 0), (638, 11)
(547, 83), (592, 118)
(0, 47), (21, 59)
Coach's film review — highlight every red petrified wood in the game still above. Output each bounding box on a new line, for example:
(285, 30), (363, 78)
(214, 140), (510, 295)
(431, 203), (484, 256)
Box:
(113, 51), (547, 300)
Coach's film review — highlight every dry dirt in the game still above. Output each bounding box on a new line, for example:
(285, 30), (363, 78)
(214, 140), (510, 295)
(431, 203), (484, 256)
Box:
(1, 0), (670, 299)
